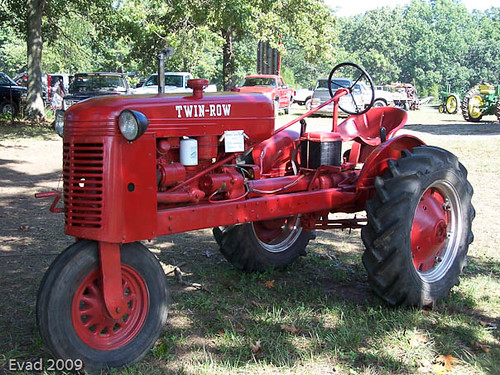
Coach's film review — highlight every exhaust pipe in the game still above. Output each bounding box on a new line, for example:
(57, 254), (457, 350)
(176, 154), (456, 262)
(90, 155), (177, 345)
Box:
(157, 47), (174, 94)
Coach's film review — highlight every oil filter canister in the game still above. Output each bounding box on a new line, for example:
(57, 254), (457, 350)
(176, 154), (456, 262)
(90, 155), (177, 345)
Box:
(180, 138), (198, 166)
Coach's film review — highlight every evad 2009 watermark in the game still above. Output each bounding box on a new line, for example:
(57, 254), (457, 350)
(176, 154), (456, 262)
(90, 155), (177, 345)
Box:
(9, 358), (84, 372)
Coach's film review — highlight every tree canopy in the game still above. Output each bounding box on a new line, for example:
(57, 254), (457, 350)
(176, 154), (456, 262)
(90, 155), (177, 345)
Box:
(0, 0), (499, 111)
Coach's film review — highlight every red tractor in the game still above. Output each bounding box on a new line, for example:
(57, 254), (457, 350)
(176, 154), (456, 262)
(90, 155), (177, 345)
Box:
(37, 63), (474, 371)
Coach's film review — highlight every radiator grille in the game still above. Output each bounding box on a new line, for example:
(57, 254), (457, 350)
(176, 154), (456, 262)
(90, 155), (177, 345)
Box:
(63, 142), (104, 228)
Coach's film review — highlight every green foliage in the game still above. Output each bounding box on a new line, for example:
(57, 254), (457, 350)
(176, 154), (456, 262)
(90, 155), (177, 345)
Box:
(0, 26), (26, 76)
(1, 0), (499, 96)
(336, 0), (500, 95)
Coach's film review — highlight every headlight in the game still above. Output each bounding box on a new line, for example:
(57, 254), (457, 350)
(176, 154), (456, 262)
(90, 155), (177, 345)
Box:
(263, 92), (274, 100)
(118, 110), (148, 141)
(54, 110), (65, 137)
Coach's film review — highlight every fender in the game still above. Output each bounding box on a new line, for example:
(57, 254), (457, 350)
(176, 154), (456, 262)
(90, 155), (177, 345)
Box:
(252, 129), (300, 176)
(356, 134), (425, 191)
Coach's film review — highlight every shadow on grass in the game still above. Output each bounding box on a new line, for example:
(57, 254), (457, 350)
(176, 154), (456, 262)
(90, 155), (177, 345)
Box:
(147, 229), (499, 374)
(0, 119), (56, 140)
(405, 121), (500, 136)
(0, 159), (68, 369)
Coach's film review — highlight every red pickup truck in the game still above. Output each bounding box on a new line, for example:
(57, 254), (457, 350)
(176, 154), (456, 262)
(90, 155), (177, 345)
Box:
(232, 74), (294, 115)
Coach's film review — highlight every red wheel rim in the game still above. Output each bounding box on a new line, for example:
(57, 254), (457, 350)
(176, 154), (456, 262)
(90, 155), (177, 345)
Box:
(410, 180), (461, 281)
(253, 217), (292, 243)
(72, 265), (149, 350)
(252, 215), (302, 253)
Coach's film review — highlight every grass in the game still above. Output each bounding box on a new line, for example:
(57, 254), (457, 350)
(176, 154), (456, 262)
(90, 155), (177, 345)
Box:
(0, 108), (499, 374)
(0, 115), (57, 141)
(134, 229), (498, 375)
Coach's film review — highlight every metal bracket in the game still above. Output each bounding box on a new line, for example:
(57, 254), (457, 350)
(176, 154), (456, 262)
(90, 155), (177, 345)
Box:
(98, 242), (128, 320)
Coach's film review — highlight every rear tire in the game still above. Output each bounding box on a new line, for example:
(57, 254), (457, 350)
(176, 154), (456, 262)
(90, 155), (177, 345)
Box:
(37, 241), (169, 371)
(361, 146), (474, 307)
(305, 97), (312, 110)
(215, 216), (312, 271)
(461, 89), (483, 122)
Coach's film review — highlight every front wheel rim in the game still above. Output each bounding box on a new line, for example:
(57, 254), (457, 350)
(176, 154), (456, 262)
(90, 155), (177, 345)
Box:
(71, 265), (149, 350)
(252, 216), (303, 253)
(410, 180), (462, 283)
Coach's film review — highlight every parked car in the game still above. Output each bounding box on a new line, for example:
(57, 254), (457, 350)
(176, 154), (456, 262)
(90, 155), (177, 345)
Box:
(310, 77), (354, 116)
(62, 72), (129, 110)
(232, 74), (294, 115)
(131, 72), (216, 94)
(0, 72), (27, 117)
(294, 88), (314, 110)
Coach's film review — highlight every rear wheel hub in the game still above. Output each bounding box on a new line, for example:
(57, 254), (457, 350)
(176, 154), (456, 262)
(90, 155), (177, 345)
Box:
(410, 181), (461, 282)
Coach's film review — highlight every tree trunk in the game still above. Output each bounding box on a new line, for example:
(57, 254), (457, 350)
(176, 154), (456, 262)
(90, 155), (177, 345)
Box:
(26, 0), (46, 120)
(222, 28), (236, 91)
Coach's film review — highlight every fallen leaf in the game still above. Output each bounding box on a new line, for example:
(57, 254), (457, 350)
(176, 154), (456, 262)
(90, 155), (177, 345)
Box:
(251, 300), (262, 307)
(437, 354), (459, 371)
(250, 340), (262, 355)
(264, 280), (275, 288)
(472, 340), (490, 353)
(280, 324), (301, 334)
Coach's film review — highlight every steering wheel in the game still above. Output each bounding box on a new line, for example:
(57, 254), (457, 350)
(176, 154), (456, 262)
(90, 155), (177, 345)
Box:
(327, 62), (375, 115)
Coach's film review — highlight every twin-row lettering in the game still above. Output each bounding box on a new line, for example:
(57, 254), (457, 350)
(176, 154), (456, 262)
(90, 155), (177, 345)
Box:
(175, 104), (231, 118)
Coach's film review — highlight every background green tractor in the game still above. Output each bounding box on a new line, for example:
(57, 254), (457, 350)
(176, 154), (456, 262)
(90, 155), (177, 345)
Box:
(438, 91), (460, 114)
(461, 84), (500, 122)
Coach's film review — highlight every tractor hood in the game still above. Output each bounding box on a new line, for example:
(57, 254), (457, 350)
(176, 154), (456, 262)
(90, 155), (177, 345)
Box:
(64, 91), (275, 144)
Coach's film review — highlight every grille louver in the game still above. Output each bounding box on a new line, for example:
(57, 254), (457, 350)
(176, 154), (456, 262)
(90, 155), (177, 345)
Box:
(63, 142), (104, 228)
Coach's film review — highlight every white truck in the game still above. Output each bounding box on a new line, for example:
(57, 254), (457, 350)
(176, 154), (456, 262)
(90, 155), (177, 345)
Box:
(131, 72), (216, 94)
(355, 83), (395, 108)
(293, 88), (314, 110)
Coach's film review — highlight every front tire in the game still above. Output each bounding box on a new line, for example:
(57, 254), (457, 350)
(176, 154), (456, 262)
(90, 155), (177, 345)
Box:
(37, 241), (169, 371)
(215, 216), (312, 271)
(361, 146), (474, 307)
(0, 100), (18, 117)
(274, 98), (280, 117)
(284, 97), (293, 114)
